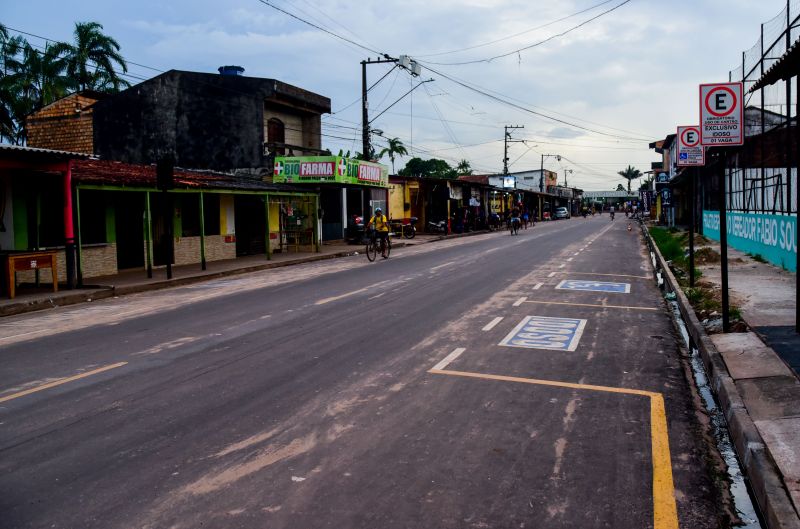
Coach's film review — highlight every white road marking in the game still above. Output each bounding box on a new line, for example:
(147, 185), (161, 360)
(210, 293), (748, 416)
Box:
(432, 347), (466, 371)
(567, 258), (573, 262)
(547, 272), (557, 278)
(482, 317), (504, 331)
(430, 261), (456, 271)
(315, 287), (369, 305)
(369, 292), (387, 300)
(513, 297), (527, 307)
(558, 264), (566, 268)
(533, 282), (543, 290)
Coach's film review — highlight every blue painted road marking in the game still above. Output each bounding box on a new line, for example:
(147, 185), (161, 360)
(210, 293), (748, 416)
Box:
(499, 316), (587, 351)
(556, 279), (631, 294)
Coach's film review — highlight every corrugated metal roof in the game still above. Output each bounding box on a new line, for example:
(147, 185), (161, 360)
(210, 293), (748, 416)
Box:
(72, 159), (309, 193)
(0, 143), (93, 158)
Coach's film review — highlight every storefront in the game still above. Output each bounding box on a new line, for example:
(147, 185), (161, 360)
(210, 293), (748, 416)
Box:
(273, 156), (389, 241)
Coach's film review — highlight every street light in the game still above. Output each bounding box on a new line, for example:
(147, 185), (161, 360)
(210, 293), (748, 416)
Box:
(540, 153), (560, 192)
(361, 55), (423, 161)
(563, 169), (573, 187)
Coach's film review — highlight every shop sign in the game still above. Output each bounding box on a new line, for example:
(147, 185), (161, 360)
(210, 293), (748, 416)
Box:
(703, 210), (797, 271)
(274, 156), (388, 188)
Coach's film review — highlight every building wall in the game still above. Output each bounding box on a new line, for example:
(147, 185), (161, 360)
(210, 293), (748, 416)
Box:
(14, 244), (118, 285)
(0, 177), (14, 251)
(264, 109), (303, 152)
(173, 235), (236, 265)
(27, 93), (99, 153)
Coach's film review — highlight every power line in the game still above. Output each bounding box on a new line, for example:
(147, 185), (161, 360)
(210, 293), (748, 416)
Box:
(421, 63), (651, 142)
(423, 0), (634, 66)
(415, 0), (618, 58)
(255, 0), (384, 56)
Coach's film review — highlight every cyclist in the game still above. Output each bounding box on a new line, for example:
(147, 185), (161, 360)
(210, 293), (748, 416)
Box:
(610, 205), (615, 220)
(366, 207), (390, 257)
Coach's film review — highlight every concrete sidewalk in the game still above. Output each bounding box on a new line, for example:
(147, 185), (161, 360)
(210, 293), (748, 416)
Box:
(648, 230), (800, 529)
(0, 231), (479, 317)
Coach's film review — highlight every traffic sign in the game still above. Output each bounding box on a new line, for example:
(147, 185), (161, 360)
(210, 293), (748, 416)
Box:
(700, 83), (744, 146)
(677, 125), (705, 166)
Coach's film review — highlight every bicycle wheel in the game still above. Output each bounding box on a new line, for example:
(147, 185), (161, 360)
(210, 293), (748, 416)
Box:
(403, 225), (415, 239)
(366, 240), (377, 261)
(383, 237), (391, 258)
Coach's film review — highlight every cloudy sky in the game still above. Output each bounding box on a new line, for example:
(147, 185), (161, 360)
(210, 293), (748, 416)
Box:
(3, 0), (786, 189)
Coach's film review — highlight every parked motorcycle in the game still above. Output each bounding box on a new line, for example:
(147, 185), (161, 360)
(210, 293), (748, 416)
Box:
(427, 219), (448, 234)
(402, 217), (418, 239)
(487, 213), (501, 232)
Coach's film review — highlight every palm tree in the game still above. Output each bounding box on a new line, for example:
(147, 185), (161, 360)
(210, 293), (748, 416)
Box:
(58, 22), (129, 93)
(617, 165), (642, 193)
(456, 159), (473, 175)
(377, 137), (408, 173)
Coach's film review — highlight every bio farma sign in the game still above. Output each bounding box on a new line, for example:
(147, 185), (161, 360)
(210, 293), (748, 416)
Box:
(677, 125), (705, 166)
(700, 83), (744, 146)
(273, 156), (388, 188)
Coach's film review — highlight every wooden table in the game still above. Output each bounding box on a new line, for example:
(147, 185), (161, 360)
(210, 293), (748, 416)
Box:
(4, 251), (59, 299)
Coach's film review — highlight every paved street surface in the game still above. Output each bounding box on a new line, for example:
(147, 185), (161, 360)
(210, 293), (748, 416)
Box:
(0, 217), (726, 529)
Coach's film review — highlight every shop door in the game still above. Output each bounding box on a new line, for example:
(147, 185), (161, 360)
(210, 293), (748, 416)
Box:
(234, 195), (266, 256)
(320, 188), (342, 241)
(115, 193), (146, 270)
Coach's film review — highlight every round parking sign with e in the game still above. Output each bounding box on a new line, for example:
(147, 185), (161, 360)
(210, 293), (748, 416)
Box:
(681, 128), (700, 147)
(705, 86), (737, 117)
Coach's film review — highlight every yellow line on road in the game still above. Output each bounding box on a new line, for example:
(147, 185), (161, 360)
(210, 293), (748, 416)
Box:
(522, 300), (658, 311)
(0, 362), (128, 404)
(428, 368), (677, 529)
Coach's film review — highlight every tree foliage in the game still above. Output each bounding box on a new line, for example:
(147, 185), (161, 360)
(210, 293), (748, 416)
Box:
(398, 157), (458, 179)
(377, 137), (408, 173)
(617, 165), (642, 193)
(0, 21), (129, 144)
(456, 159), (472, 175)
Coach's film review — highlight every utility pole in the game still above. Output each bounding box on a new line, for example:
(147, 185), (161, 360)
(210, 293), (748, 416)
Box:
(540, 153), (561, 192)
(361, 55), (422, 161)
(503, 125), (524, 175)
(564, 169), (573, 187)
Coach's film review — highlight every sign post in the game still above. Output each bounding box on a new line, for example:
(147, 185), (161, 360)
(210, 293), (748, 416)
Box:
(677, 126), (704, 288)
(700, 82), (744, 333)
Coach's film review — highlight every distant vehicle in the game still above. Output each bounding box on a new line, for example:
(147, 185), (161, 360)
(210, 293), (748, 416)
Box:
(554, 207), (570, 220)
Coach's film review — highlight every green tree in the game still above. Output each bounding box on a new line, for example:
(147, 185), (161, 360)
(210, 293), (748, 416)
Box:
(377, 137), (408, 173)
(399, 157), (457, 179)
(617, 164), (642, 193)
(456, 159), (472, 175)
(639, 173), (654, 191)
(58, 21), (129, 92)
(616, 183), (626, 192)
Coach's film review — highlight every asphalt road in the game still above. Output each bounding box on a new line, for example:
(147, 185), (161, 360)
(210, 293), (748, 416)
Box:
(0, 216), (727, 529)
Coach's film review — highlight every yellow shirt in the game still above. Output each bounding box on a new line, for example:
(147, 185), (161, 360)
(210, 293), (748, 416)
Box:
(370, 214), (389, 232)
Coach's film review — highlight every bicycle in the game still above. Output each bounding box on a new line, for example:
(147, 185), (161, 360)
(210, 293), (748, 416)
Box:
(365, 229), (391, 261)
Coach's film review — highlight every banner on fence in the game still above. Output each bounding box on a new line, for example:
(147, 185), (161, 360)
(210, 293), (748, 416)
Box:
(702, 210), (797, 271)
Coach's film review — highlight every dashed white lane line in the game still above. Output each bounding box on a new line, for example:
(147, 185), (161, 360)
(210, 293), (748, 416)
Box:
(567, 257), (573, 262)
(482, 317), (504, 331)
(533, 282), (543, 290)
(548, 271), (557, 277)
(558, 264), (566, 268)
(513, 297), (527, 307)
(431, 348), (466, 371)
(430, 261), (456, 272)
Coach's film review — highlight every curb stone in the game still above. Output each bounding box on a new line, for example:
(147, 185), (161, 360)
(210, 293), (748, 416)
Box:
(643, 225), (800, 529)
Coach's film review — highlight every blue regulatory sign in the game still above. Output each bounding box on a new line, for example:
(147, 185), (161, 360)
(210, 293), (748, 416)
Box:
(556, 279), (631, 293)
(499, 315), (587, 352)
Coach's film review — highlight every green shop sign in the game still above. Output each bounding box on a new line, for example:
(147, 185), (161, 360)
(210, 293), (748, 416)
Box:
(273, 156), (388, 188)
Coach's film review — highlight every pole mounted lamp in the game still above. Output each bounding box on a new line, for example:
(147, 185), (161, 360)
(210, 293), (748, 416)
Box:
(540, 153), (560, 192)
(362, 54), (423, 161)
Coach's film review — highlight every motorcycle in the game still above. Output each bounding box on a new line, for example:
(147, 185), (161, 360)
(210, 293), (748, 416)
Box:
(427, 219), (448, 234)
(402, 217), (418, 239)
(487, 213), (501, 232)
(346, 214), (365, 244)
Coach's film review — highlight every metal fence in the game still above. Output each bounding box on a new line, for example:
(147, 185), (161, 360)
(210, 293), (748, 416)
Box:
(726, 0), (800, 214)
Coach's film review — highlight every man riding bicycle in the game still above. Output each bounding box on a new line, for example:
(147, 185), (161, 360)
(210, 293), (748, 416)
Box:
(366, 207), (390, 257)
